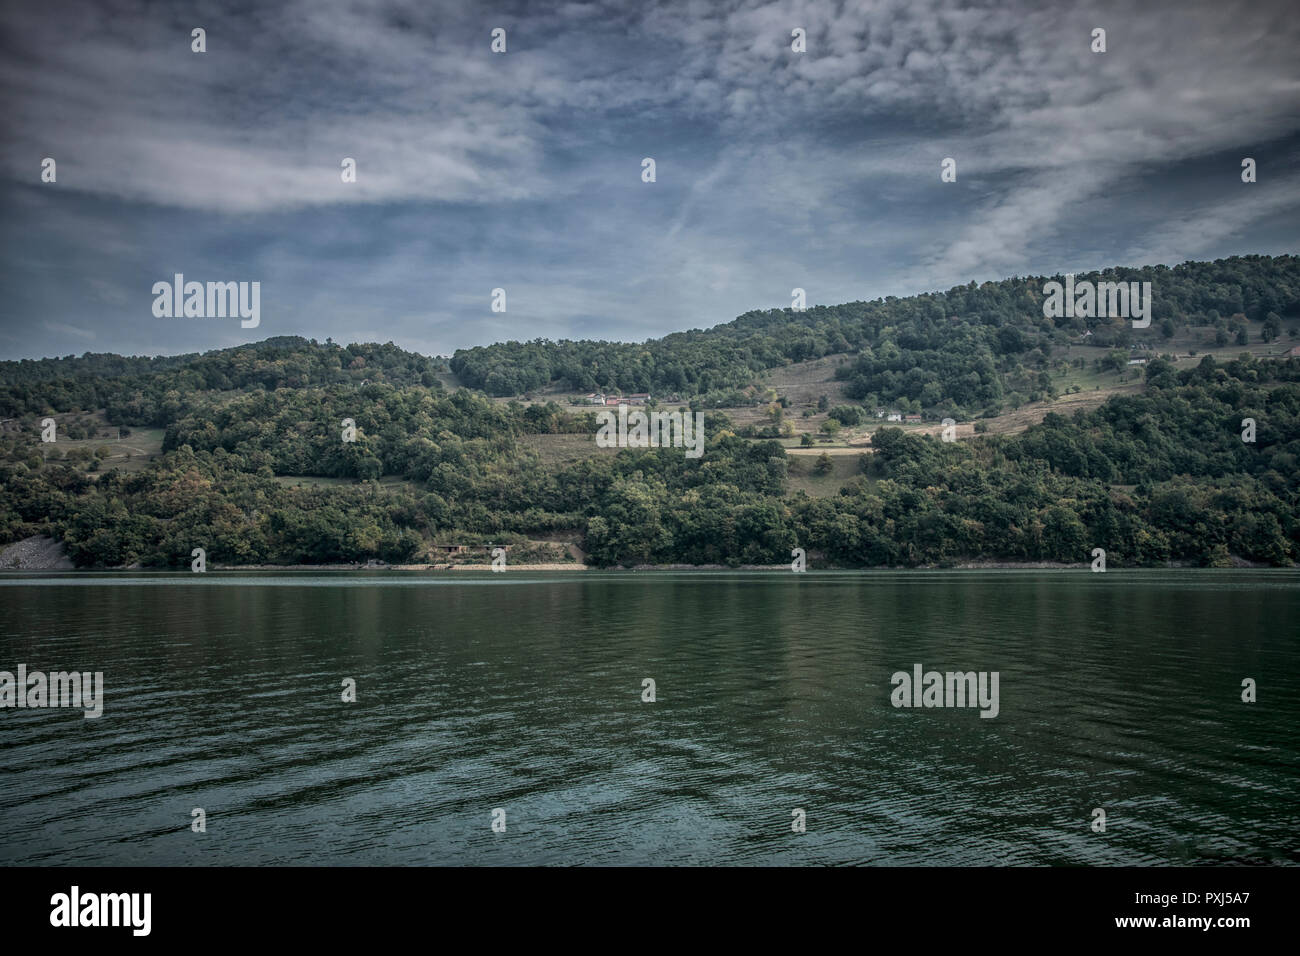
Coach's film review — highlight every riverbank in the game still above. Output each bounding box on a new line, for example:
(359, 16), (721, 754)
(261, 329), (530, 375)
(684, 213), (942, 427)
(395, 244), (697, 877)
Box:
(0, 536), (1274, 572)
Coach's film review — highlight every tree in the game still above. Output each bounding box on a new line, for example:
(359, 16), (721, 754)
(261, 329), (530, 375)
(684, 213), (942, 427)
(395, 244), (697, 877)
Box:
(1041, 505), (1088, 561)
(1263, 312), (1282, 343)
(1102, 351), (1127, 373)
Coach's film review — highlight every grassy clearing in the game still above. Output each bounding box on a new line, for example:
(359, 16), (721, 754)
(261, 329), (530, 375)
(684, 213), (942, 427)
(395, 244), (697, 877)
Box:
(762, 353), (855, 403)
(271, 475), (357, 487)
(519, 433), (620, 468)
(980, 387), (1143, 436)
(785, 451), (867, 497)
(750, 353), (855, 438)
(433, 367), (465, 391)
(41, 422), (166, 474)
(271, 474), (418, 491)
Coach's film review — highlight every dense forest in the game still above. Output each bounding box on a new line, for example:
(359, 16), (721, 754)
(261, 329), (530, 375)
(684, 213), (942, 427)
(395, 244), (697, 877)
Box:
(0, 338), (443, 426)
(1, 257), (1297, 570)
(451, 255), (1300, 417)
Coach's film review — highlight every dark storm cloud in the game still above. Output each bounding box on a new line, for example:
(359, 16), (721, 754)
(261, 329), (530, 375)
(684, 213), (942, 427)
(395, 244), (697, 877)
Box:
(1, 0), (1298, 359)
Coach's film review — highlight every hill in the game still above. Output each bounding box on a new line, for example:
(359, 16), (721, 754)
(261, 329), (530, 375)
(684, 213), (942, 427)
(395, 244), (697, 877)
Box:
(1, 257), (1298, 570)
(450, 255), (1300, 419)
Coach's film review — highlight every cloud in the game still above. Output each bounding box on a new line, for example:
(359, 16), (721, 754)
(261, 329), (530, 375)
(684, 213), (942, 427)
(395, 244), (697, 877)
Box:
(0, 0), (1297, 359)
(44, 321), (96, 341)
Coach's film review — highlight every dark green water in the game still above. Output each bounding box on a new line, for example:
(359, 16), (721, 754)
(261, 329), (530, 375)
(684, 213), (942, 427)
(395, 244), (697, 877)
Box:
(0, 570), (1296, 865)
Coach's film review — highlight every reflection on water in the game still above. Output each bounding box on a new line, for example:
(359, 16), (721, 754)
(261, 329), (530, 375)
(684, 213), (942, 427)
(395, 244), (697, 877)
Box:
(0, 570), (1296, 865)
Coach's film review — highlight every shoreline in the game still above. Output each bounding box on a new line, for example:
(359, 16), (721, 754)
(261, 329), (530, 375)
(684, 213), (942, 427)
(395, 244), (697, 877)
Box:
(2, 560), (1275, 573)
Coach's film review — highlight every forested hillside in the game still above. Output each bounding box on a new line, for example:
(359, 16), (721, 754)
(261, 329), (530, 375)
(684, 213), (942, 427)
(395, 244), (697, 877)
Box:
(0, 338), (443, 425)
(1, 356), (1296, 569)
(451, 255), (1300, 417)
(1, 258), (1298, 570)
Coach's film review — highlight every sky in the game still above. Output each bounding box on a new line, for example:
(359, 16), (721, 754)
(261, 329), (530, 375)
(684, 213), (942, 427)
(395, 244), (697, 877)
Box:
(1, 0), (1298, 361)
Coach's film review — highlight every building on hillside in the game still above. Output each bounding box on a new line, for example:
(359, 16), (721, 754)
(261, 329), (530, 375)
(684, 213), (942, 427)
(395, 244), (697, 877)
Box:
(627, 393), (651, 404)
(605, 396), (626, 406)
(435, 545), (466, 555)
(1127, 358), (1148, 365)
(872, 408), (887, 418)
(887, 412), (903, 422)
(904, 414), (922, 423)
(1284, 345), (1300, 357)
(584, 393), (606, 405)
